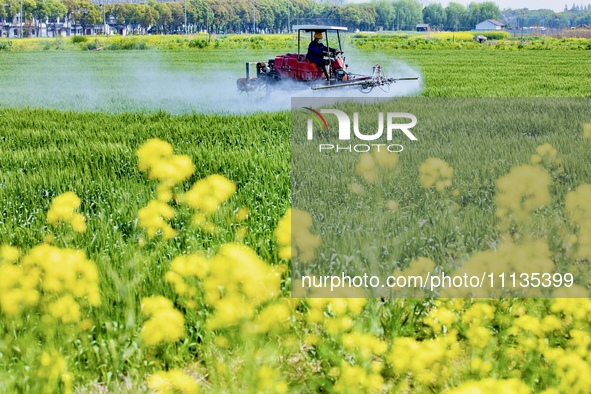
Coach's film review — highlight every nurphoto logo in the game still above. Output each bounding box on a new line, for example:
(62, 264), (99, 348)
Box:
(304, 107), (418, 153)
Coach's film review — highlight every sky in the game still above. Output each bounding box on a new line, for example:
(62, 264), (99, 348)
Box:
(429, 0), (570, 12)
(347, 0), (576, 12)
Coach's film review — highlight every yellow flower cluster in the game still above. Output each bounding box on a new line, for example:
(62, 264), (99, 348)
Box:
(544, 345), (591, 394)
(424, 304), (457, 334)
(333, 362), (384, 393)
(147, 369), (199, 394)
(1, 244), (101, 322)
(254, 366), (288, 394)
(564, 184), (591, 260)
(0, 255), (39, 316)
(389, 334), (460, 386)
(25, 244), (100, 305)
(306, 298), (366, 335)
(46, 192), (86, 233)
(530, 143), (562, 172)
(138, 200), (177, 239)
(341, 331), (388, 361)
(447, 378), (530, 394)
(462, 302), (495, 326)
(201, 244), (283, 330)
(355, 150), (398, 184)
(38, 350), (71, 394)
(165, 253), (208, 308)
(182, 174), (236, 229)
(1, 245), (20, 263)
(274, 208), (321, 262)
(137, 138), (195, 186)
(136, 139), (214, 239)
(551, 297), (591, 322)
(495, 164), (550, 226)
(250, 300), (293, 334)
(419, 157), (453, 191)
(140, 296), (185, 346)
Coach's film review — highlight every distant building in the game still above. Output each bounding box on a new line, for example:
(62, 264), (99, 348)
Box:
(475, 19), (505, 31)
(416, 23), (430, 32)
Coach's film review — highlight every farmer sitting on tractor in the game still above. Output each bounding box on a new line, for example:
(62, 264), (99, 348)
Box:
(306, 31), (341, 80)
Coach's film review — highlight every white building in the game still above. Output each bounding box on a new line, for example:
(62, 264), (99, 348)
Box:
(475, 19), (505, 31)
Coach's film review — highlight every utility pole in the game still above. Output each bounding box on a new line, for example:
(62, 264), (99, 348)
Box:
(101, 1), (105, 35)
(287, 0), (290, 33)
(184, 0), (187, 34)
(19, 0), (22, 38)
(252, 0), (255, 33)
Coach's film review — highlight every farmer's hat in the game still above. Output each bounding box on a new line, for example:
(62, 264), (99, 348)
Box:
(314, 32), (323, 39)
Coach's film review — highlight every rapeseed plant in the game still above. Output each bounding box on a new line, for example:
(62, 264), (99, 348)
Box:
(147, 369), (199, 394)
(140, 296), (185, 346)
(419, 157), (453, 191)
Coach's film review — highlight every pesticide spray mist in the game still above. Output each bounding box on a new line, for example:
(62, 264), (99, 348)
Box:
(0, 50), (422, 114)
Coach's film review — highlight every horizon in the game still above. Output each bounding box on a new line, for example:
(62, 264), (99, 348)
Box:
(348, 0), (579, 13)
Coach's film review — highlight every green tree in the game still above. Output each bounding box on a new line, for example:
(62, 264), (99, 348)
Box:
(478, 1), (501, 22)
(423, 3), (445, 28)
(445, 2), (467, 30)
(393, 0), (422, 31)
(152, 2), (172, 33)
(374, 0), (394, 30)
(1, 0), (19, 21)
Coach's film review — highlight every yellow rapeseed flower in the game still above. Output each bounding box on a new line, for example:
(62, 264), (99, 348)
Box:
(147, 369), (199, 394)
(446, 378), (530, 394)
(355, 152), (377, 183)
(46, 192), (87, 232)
(496, 165), (550, 226)
(0, 264), (40, 316)
(21, 244), (100, 307)
(138, 200), (177, 239)
(47, 294), (81, 324)
(564, 185), (591, 260)
(274, 208), (321, 262)
(419, 158), (453, 191)
(182, 174), (236, 215)
(0, 245), (20, 264)
(140, 296), (185, 346)
(204, 244), (283, 329)
(38, 350), (71, 394)
(341, 331), (387, 361)
(255, 366), (289, 394)
(137, 138), (174, 172)
(333, 363), (384, 393)
(372, 149), (398, 169)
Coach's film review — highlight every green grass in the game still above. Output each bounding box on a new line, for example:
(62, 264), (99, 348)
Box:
(363, 50), (591, 97)
(0, 50), (589, 115)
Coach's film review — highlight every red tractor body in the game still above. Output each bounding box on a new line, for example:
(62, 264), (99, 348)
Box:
(273, 54), (324, 81)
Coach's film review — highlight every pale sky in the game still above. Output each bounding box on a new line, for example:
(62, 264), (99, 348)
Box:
(348, 0), (577, 12)
(429, 0), (571, 12)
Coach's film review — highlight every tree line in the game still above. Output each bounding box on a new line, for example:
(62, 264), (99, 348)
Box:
(1, 0), (590, 36)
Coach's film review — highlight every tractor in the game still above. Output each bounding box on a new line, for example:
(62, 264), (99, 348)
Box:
(236, 25), (419, 95)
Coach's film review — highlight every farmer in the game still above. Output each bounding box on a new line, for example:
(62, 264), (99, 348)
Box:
(306, 31), (340, 80)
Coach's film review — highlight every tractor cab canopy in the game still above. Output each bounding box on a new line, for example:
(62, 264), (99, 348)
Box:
(292, 25), (348, 56)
